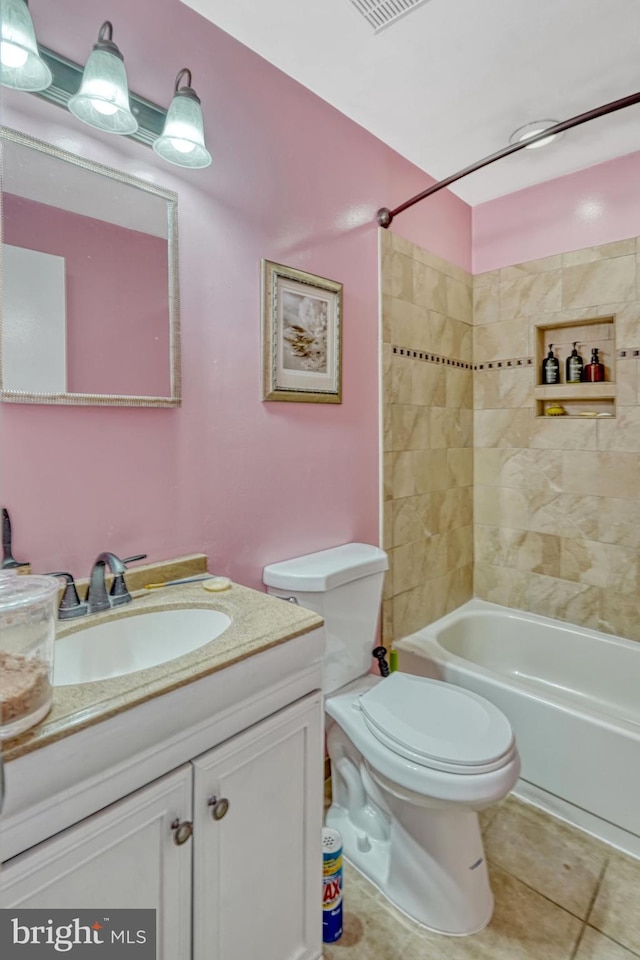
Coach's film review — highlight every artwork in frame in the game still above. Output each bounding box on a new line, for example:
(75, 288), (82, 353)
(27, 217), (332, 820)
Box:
(261, 259), (343, 403)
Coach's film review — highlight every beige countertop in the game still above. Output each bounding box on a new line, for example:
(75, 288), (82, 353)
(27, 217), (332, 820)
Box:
(2, 578), (323, 764)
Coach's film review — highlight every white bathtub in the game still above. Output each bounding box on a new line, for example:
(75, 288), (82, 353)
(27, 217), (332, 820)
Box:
(396, 599), (640, 858)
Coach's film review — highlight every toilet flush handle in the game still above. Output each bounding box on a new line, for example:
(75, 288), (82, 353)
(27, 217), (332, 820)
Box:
(372, 646), (390, 677)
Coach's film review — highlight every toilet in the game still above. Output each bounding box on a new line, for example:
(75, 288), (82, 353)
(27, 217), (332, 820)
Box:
(263, 542), (520, 937)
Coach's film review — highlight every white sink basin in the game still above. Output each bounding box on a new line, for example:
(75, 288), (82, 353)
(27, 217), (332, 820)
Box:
(53, 608), (231, 686)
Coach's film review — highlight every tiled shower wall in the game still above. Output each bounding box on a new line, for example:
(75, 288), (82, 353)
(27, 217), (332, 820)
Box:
(381, 231), (474, 645)
(381, 233), (640, 644)
(474, 239), (640, 641)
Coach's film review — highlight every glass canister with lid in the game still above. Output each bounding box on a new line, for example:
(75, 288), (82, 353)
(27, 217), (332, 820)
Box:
(0, 573), (59, 739)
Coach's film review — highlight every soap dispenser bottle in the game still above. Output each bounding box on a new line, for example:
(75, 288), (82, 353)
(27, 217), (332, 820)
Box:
(541, 344), (560, 384)
(565, 342), (583, 383)
(583, 347), (605, 382)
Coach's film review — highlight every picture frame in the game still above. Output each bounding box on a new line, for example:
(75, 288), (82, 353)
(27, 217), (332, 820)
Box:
(261, 259), (343, 403)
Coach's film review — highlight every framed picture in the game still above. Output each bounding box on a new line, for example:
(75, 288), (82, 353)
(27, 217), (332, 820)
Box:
(261, 259), (342, 403)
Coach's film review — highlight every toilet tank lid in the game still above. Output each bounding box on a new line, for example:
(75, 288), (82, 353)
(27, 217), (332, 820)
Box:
(263, 542), (388, 592)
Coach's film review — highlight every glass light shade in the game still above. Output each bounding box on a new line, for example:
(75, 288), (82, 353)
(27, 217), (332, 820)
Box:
(0, 0), (51, 91)
(68, 47), (138, 135)
(153, 92), (211, 169)
(509, 120), (561, 150)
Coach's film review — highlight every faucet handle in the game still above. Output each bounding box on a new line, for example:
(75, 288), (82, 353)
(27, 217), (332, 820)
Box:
(108, 553), (147, 606)
(44, 572), (88, 620)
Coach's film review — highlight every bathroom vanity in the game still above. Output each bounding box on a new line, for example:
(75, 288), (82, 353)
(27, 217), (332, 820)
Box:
(0, 578), (325, 960)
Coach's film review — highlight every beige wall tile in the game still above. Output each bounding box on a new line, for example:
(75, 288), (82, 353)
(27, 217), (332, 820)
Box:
(617, 358), (638, 406)
(529, 492), (599, 540)
(500, 254), (563, 279)
(474, 317), (531, 362)
(411, 361), (446, 407)
(390, 450), (418, 499)
(445, 367), (473, 409)
(413, 260), (448, 313)
(476, 526), (561, 577)
(474, 408), (531, 448)
(500, 271), (562, 318)
(597, 407), (640, 452)
(447, 447), (473, 487)
(391, 494), (434, 548)
(431, 486), (473, 533)
(387, 297), (430, 348)
(475, 484), (530, 528)
(392, 583), (430, 639)
(382, 248), (413, 301)
(389, 354), (413, 403)
(474, 562), (529, 608)
(381, 597), (393, 645)
(473, 271), (500, 325)
(530, 417), (597, 450)
(412, 241), (472, 287)
(562, 238), (636, 267)
(560, 538), (638, 590)
(561, 450), (599, 495)
(562, 256), (636, 309)
(430, 407), (472, 448)
(598, 497), (640, 548)
(600, 589), (640, 642)
(525, 573), (601, 629)
(446, 275), (472, 323)
(613, 302), (640, 346)
(446, 525), (473, 571)
(596, 451), (640, 499)
(413, 448), (449, 493)
(391, 404), (430, 452)
(383, 452), (394, 501)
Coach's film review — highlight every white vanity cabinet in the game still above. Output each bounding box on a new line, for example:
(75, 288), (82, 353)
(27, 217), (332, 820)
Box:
(1, 621), (326, 959)
(2, 693), (323, 960)
(0, 766), (193, 955)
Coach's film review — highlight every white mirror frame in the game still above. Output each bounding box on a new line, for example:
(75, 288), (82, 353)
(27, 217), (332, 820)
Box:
(0, 126), (181, 407)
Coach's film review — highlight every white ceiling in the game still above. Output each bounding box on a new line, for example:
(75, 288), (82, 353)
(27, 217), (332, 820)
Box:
(181, 0), (640, 206)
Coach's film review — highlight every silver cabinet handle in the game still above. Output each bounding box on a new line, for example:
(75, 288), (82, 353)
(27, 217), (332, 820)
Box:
(171, 818), (193, 845)
(208, 795), (230, 821)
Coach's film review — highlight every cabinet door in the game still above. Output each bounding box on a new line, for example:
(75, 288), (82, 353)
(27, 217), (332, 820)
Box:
(1, 765), (193, 959)
(192, 693), (323, 960)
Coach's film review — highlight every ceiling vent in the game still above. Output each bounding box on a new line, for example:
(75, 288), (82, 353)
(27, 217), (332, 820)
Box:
(348, 0), (433, 33)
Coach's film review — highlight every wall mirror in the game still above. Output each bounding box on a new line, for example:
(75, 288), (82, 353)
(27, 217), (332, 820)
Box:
(0, 127), (180, 407)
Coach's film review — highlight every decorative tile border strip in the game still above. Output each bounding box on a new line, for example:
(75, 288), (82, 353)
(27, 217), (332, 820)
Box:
(474, 355), (534, 371)
(392, 347), (640, 369)
(391, 345), (472, 369)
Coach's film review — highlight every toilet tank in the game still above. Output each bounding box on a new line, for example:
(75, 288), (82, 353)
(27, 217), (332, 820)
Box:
(263, 543), (388, 694)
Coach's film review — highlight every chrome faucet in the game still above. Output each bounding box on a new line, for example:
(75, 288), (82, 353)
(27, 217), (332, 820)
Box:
(85, 552), (147, 615)
(45, 553), (147, 619)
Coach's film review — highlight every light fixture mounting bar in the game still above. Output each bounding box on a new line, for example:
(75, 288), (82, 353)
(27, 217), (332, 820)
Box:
(377, 89), (640, 227)
(33, 45), (166, 146)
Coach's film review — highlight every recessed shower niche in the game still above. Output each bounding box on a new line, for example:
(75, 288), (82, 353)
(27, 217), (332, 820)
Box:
(534, 315), (616, 418)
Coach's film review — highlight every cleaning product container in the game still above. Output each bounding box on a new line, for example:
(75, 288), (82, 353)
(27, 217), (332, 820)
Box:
(0, 574), (59, 739)
(322, 827), (343, 943)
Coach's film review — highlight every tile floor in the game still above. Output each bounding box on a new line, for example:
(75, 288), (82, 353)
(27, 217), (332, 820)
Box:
(323, 796), (640, 960)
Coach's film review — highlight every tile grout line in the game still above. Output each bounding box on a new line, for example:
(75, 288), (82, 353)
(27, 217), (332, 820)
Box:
(584, 856), (610, 926)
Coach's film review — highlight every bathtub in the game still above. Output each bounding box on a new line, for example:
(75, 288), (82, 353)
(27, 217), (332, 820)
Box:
(395, 599), (640, 858)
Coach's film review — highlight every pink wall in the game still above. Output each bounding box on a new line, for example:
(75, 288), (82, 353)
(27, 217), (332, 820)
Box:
(0, 0), (470, 589)
(4, 194), (169, 396)
(473, 150), (640, 273)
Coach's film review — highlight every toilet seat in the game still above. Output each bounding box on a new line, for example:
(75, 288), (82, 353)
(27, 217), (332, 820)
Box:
(358, 673), (515, 775)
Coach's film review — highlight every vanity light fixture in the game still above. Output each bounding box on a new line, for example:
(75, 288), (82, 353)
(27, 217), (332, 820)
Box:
(0, 0), (52, 91)
(152, 69), (212, 168)
(68, 21), (138, 136)
(508, 120), (561, 149)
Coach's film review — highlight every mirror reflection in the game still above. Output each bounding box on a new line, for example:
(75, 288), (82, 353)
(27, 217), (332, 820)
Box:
(1, 127), (180, 406)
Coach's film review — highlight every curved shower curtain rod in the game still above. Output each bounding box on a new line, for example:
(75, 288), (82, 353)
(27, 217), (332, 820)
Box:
(376, 90), (640, 228)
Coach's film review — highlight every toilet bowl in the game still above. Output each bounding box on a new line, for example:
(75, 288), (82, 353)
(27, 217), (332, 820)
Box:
(325, 673), (520, 934)
(263, 543), (520, 936)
